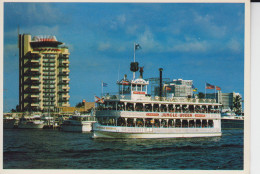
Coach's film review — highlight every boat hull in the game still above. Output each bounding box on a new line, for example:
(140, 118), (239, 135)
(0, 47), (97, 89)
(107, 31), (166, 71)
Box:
(93, 125), (222, 139)
(18, 122), (44, 129)
(61, 121), (95, 132)
(221, 119), (244, 129)
(4, 119), (16, 129)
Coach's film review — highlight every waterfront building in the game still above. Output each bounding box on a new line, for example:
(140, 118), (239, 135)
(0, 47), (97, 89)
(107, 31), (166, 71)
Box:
(18, 34), (70, 112)
(205, 92), (242, 111)
(163, 79), (193, 98)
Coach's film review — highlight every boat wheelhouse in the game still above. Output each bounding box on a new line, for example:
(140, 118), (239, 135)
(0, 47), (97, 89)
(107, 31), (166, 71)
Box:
(93, 71), (222, 138)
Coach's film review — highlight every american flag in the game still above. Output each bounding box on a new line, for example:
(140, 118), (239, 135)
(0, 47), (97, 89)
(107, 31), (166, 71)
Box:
(206, 83), (215, 89)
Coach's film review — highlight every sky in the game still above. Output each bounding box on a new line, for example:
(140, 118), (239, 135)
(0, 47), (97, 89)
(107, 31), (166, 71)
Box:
(3, 2), (245, 112)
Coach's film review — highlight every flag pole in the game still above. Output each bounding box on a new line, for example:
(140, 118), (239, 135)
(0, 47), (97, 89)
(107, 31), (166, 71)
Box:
(133, 42), (136, 80)
(205, 82), (206, 99)
(101, 81), (103, 97)
(215, 86), (216, 100)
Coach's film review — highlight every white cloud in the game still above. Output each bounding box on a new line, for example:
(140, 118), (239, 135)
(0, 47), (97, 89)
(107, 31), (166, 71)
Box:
(117, 14), (126, 25)
(98, 42), (111, 51)
(227, 38), (241, 53)
(126, 25), (138, 35)
(171, 40), (209, 53)
(193, 12), (227, 38)
(137, 28), (161, 52)
(110, 14), (127, 30)
(26, 4), (66, 25)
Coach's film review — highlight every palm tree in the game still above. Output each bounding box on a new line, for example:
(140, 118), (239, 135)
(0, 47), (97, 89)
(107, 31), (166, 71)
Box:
(233, 95), (242, 115)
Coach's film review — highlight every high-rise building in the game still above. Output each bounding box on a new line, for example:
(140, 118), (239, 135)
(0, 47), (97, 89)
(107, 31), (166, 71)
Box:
(18, 34), (70, 112)
(164, 79), (193, 97)
(205, 91), (242, 111)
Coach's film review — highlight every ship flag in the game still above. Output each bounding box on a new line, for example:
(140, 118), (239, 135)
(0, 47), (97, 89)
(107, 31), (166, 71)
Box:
(166, 87), (171, 91)
(192, 84), (197, 92)
(95, 96), (104, 103)
(135, 43), (141, 50)
(102, 82), (108, 87)
(206, 83), (215, 89)
(216, 86), (221, 90)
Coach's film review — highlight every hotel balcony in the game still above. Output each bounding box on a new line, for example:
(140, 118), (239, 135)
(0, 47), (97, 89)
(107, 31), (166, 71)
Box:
(58, 63), (69, 67)
(43, 98), (56, 102)
(58, 72), (69, 76)
(31, 77), (40, 81)
(59, 98), (69, 102)
(31, 68), (40, 72)
(43, 60), (56, 63)
(24, 79), (40, 85)
(24, 61), (40, 67)
(31, 59), (40, 63)
(29, 53), (41, 59)
(62, 69), (70, 73)
(43, 81), (56, 85)
(43, 90), (56, 93)
(43, 72), (55, 76)
(31, 103), (40, 107)
(43, 63), (55, 67)
(43, 68), (55, 72)
(62, 86), (70, 90)
(59, 55), (69, 59)
(31, 86), (40, 89)
(31, 94), (40, 98)
(25, 88), (40, 94)
(24, 70), (41, 76)
(62, 94), (70, 98)
(62, 77), (70, 81)
(43, 85), (56, 89)
(43, 94), (55, 98)
(62, 103), (70, 107)
(58, 90), (69, 93)
(43, 77), (56, 80)
(58, 80), (69, 85)
(62, 60), (70, 64)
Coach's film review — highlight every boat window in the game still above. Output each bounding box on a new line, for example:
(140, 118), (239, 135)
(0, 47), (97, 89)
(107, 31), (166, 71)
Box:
(137, 85), (141, 91)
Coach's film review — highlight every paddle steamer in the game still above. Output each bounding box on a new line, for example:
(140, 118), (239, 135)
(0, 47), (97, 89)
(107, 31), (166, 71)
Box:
(93, 66), (222, 138)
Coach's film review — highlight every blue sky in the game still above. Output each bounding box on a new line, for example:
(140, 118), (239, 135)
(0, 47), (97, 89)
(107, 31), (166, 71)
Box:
(3, 2), (245, 112)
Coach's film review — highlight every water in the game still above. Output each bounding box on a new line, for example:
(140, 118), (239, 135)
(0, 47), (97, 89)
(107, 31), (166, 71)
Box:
(3, 128), (243, 170)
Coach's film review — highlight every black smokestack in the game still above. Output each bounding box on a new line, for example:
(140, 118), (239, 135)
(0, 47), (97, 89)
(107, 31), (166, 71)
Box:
(159, 68), (163, 100)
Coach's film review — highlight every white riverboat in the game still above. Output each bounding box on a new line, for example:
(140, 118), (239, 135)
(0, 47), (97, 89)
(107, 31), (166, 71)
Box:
(93, 67), (222, 139)
(61, 112), (96, 132)
(17, 115), (45, 129)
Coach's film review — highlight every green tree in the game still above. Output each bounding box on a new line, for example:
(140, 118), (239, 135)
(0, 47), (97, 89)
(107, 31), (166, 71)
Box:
(233, 95), (242, 115)
(75, 102), (84, 108)
(198, 92), (205, 99)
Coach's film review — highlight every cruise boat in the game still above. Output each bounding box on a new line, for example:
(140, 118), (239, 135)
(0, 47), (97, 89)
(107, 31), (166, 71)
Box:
(61, 112), (96, 132)
(93, 63), (222, 139)
(17, 115), (45, 129)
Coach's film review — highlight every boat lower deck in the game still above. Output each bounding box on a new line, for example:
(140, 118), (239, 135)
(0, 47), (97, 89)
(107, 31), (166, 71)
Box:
(93, 124), (222, 138)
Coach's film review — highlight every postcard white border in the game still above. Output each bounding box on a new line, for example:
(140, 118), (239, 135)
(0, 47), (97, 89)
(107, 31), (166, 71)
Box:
(0, 0), (250, 174)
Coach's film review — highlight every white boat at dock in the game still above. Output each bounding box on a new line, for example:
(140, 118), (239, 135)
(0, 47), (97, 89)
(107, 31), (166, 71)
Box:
(61, 112), (96, 132)
(4, 117), (16, 129)
(221, 112), (244, 120)
(17, 115), (45, 129)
